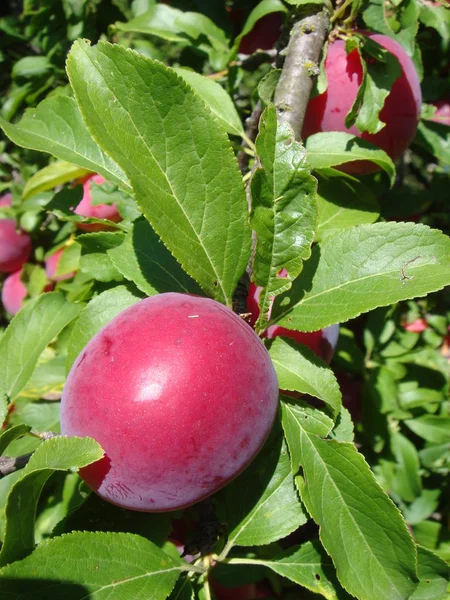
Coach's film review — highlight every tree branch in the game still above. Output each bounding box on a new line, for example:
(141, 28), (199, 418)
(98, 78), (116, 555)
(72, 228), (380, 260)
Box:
(0, 453), (33, 478)
(274, 8), (330, 139)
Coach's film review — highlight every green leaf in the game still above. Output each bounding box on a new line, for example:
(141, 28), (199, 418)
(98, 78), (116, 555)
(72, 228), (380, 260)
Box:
(404, 416), (450, 444)
(250, 105), (318, 333)
(0, 293), (82, 424)
(305, 132), (396, 184)
(67, 40), (251, 306)
(0, 531), (183, 599)
(0, 436), (103, 567)
(418, 1), (450, 49)
(173, 69), (243, 137)
(345, 36), (402, 135)
(220, 427), (308, 549)
(329, 407), (354, 443)
(361, 0), (419, 57)
(108, 219), (203, 297)
(414, 120), (450, 165)
(23, 161), (90, 200)
(113, 5), (229, 69)
(66, 286), (141, 371)
(271, 223), (450, 332)
(236, 540), (343, 599)
(78, 232), (125, 283)
(0, 96), (129, 192)
(12, 56), (53, 80)
(391, 431), (422, 502)
(403, 490), (441, 526)
(294, 431), (418, 600)
(0, 425), (31, 456)
(269, 337), (342, 418)
(315, 168), (379, 241)
(410, 546), (450, 600)
(281, 399), (333, 474)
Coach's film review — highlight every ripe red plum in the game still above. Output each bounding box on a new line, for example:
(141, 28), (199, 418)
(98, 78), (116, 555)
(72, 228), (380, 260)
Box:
(239, 12), (283, 55)
(0, 219), (32, 273)
(302, 33), (422, 174)
(61, 293), (279, 511)
(1, 269), (27, 315)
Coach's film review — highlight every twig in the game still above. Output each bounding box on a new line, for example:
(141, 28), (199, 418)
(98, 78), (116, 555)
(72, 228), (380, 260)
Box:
(0, 453), (33, 478)
(274, 9), (330, 139)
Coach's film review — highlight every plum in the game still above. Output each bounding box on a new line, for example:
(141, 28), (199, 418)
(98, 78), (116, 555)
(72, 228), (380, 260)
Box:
(302, 33), (422, 174)
(75, 174), (121, 232)
(0, 219), (32, 273)
(239, 12), (283, 55)
(1, 269), (27, 315)
(430, 99), (450, 126)
(60, 293), (279, 511)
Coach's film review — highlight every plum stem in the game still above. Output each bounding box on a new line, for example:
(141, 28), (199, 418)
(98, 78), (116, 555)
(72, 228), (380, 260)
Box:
(274, 8), (330, 139)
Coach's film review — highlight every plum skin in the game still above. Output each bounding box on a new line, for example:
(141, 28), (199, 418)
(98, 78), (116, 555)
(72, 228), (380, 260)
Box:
(75, 174), (121, 232)
(1, 269), (27, 314)
(60, 293), (279, 512)
(302, 33), (422, 174)
(0, 219), (32, 273)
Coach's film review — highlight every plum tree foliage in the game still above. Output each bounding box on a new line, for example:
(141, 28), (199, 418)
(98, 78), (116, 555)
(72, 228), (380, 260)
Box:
(0, 1), (449, 599)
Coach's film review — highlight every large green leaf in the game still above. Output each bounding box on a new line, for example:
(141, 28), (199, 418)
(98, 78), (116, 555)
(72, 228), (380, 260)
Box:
(66, 286), (141, 371)
(0, 293), (82, 424)
(0, 531), (184, 599)
(271, 223), (450, 332)
(315, 168), (379, 241)
(305, 132), (395, 184)
(67, 41), (251, 306)
(0, 96), (129, 192)
(250, 106), (318, 333)
(108, 219), (203, 298)
(219, 427), (307, 551)
(269, 337), (342, 418)
(0, 436), (103, 567)
(290, 428), (418, 600)
(230, 540), (344, 600)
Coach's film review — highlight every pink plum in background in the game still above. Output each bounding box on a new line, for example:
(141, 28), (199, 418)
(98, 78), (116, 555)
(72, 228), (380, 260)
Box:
(45, 248), (75, 281)
(0, 219), (32, 273)
(60, 293), (279, 511)
(429, 99), (450, 126)
(75, 174), (121, 232)
(0, 193), (12, 207)
(302, 33), (422, 174)
(1, 269), (27, 315)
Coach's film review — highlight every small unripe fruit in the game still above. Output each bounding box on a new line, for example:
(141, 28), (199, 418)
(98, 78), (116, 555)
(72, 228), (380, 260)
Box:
(61, 293), (279, 512)
(1, 269), (27, 315)
(302, 33), (422, 174)
(0, 219), (32, 273)
(75, 174), (121, 232)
